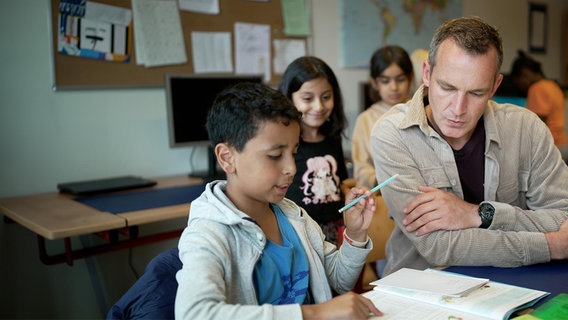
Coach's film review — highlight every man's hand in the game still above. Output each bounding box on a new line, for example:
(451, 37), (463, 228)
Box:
(545, 219), (568, 260)
(403, 185), (480, 236)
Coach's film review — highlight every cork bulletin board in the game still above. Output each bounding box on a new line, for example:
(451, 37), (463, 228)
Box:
(50, 0), (307, 89)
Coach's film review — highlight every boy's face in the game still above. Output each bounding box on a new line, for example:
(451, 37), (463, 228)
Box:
(226, 119), (300, 210)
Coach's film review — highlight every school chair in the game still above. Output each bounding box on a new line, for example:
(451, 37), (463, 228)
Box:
(107, 247), (181, 320)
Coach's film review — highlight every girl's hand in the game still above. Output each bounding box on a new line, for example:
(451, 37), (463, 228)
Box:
(342, 187), (376, 242)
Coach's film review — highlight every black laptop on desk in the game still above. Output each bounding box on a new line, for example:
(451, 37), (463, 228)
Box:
(57, 175), (157, 196)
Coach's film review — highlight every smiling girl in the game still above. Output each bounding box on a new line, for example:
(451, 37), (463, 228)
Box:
(278, 56), (349, 245)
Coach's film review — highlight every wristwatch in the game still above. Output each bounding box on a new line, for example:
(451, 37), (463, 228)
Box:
(478, 202), (495, 229)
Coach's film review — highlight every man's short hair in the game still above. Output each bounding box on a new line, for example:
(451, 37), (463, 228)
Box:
(428, 16), (503, 75)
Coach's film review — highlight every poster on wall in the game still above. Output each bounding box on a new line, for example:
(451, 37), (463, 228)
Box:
(339, 0), (462, 68)
(58, 0), (132, 62)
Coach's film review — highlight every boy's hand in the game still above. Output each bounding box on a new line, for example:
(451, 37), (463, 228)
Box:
(343, 187), (376, 242)
(301, 291), (383, 319)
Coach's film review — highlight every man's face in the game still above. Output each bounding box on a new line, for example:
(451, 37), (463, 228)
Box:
(422, 39), (503, 150)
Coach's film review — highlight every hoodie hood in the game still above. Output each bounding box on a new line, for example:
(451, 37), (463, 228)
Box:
(188, 180), (304, 227)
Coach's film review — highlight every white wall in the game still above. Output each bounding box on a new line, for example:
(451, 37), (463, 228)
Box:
(462, 0), (565, 81)
(0, 0), (567, 318)
(310, 0), (568, 148)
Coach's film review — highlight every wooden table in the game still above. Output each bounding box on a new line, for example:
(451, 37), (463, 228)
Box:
(0, 175), (203, 265)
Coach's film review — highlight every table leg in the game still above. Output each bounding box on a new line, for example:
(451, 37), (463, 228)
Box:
(36, 229), (182, 266)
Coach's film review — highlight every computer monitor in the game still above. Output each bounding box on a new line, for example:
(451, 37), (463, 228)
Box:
(165, 74), (264, 180)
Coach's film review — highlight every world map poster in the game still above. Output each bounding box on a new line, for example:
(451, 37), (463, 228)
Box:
(340, 0), (462, 68)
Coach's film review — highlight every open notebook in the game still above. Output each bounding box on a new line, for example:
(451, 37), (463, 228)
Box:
(366, 268), (549, 320)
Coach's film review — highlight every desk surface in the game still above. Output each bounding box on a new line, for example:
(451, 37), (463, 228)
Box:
(0, 175), (202, 240)
(445, 260), (568, 305)
(114, 176), (202, 226)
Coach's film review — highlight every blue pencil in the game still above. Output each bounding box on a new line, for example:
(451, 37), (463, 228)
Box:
(338, 174), (399, 213)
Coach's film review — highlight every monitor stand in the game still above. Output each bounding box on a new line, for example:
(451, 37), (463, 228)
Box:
(188, 144), (226, 182)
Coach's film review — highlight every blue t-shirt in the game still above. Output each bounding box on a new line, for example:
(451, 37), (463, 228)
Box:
(253, 205), (311, 305)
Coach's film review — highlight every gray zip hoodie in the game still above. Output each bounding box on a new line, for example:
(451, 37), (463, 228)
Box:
(175, 180), (371, 320)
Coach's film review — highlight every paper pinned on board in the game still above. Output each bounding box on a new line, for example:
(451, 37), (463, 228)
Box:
(179, 0), (220, 14)
(132, 0), (187, 67)
(273, 39), (306, 75)
(191, 32), (233, 73)
(234, 22), (271, 82)
(58, 0), (131, 62)
(280, 0), (311, 36)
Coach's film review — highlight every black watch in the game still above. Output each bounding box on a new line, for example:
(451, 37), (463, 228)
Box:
(478, 202), (494, 229)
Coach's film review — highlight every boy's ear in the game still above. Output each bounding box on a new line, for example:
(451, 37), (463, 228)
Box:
(215, 143), (236, 174)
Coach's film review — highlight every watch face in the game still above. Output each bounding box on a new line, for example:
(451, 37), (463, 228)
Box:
(481, 203), (494, 217)
(479, 203), (494, 227)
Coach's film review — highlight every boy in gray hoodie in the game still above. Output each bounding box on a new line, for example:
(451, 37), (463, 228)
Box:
(175, 82), (383, 319)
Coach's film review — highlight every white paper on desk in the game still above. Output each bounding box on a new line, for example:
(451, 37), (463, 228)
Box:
(191, 32), (233, 73)
(370, 268), (489, 297)
(234, 22), (271, 82)
(132, 0), (187, 67)
(363, 290), (490, 320)
(368, 276), (549, 320)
